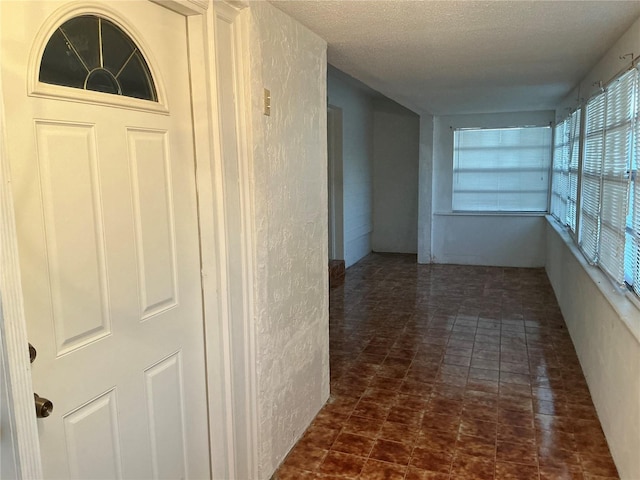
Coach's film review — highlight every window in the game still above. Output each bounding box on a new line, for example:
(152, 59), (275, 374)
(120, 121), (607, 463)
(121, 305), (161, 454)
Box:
(579, 68), (637, 285)
(567, 109), (582, 233)
(580, 93), (605, 264)
(551, 109), (581, 230)
(551, 65), (640, 296)
(452, 126), (552, 212)
(39, 15), (157, 101)
(551, 119), (569, 221)
(625, 68), (640, 294)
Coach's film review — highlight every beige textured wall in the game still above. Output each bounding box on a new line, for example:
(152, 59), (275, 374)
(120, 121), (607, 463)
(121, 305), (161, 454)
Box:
(246, 3), (330, 478)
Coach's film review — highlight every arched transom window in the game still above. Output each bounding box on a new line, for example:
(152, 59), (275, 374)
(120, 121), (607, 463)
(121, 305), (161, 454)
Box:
(39, 15), (157, 101)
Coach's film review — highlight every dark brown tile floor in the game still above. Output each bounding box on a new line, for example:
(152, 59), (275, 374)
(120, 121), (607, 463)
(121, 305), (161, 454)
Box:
(275, 253), (619, 480)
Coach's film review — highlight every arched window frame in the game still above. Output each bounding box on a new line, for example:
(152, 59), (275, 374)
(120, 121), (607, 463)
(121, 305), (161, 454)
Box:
(27, 4), (168, 114)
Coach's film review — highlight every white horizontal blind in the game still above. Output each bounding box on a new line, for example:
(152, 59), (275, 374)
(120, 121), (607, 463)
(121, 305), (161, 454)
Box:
(625, 66), (640, 294)
(452, 126), (552, 212)
(551, 110), (581, 230)
(580, 93), (605, 263)
(567, 109), (582, 233)
(599, 69), (635, 283)
(560, 67), (639, 294)
(551, 120), (569, 221)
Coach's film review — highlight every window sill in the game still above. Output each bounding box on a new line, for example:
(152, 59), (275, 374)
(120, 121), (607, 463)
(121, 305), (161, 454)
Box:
(546, 216), (640, 344)
(434, 211), (548, 217)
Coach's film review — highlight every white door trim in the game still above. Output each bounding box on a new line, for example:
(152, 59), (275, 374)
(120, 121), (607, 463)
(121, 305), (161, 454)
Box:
(206, 3), (259, 478)
(0, 24), (43, 475)
(0, 1), (258, 478)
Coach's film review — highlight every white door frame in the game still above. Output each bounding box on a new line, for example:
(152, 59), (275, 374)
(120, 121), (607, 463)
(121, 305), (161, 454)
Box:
(207, 3), (260, 478)
(0, 1), (258, 478)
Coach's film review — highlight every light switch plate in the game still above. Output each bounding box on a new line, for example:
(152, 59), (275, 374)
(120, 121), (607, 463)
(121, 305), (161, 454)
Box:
(263, 88), (271, 116)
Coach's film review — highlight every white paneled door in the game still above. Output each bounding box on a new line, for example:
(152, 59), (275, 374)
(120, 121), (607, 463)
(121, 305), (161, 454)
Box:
(1, 1), (210, 478)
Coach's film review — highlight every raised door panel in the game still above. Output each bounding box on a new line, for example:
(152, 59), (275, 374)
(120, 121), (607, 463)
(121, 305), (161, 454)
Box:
(144, 352), (187, 479)
(35, 121), (111, 355)
(127, 128), (178, 321)
(63, 389), (123, 479)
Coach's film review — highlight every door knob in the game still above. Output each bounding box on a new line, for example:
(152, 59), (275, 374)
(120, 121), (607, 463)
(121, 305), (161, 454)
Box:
(29, 344), (53, 418)
(34, 393), (53, 418)
(34, 394), (53, 418)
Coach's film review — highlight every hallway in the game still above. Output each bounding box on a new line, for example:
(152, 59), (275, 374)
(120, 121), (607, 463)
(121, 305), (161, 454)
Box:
(275, 253), (619, 479)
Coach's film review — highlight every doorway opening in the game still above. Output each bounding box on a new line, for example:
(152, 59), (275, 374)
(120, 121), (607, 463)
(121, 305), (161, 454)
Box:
(327, 105), (345, 286)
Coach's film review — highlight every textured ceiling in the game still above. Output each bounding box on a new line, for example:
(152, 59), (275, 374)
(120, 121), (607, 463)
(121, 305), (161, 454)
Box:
(268, 1), (640, 115)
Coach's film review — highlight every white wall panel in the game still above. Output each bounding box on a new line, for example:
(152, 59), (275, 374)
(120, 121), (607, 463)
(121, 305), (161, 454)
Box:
(372, 99), (420, 253)
(327, 67), (374, 267)
(433, 213), (546, 267)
